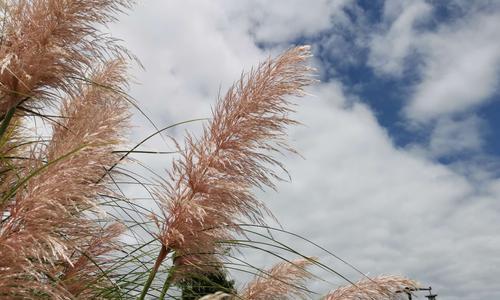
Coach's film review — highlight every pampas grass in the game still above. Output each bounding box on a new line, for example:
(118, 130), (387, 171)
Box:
(0, 1), (424, 299)
(138, 45), (314, 300)
(158, 45), (313, 273)
(0, 0), (131, 298)
(0, 59), (130, 298)
(0, 0), (132, 115)
(323, 275), (420, 300)
(240, 258), (315, 300)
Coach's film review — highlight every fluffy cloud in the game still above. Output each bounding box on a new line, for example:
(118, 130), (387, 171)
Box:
(406, 13), (500, 121)
(112, 1), (260, 117)
(428, 116), (485, 158)
(221, 0), (353, 45)
(366, 1), (500, 122)
(363, 0), (500, 166)
(265, 83), (500, 299)
(110, 1), (500, 299)
(368, 0), (432, 76)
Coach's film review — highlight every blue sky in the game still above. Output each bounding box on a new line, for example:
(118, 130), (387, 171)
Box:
(110, 1), (500, 299)
(304, 0), (500, 161)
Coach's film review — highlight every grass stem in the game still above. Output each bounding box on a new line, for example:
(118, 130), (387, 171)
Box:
(0, 105), (16, 140)
(158, 263), (176, 300)
(138, 245), (170, 300)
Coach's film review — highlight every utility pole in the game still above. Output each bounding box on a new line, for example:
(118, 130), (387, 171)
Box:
(396, 286), (437, 299)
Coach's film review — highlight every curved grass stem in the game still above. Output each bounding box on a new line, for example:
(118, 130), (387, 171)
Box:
(0, 105), (16, 140)
(158, 264), (176, 300)
(138, 245), (170, 300)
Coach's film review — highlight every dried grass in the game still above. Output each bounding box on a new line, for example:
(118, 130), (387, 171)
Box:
(0, 0), (132, 115)
(324, 275), (419, 300)
(156, 46), (314, 276)
(0, 0), (132, 296)
(240, 258), (315, 300)
(0, 60), (130, 298)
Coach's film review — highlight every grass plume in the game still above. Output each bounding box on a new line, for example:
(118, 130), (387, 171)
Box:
(0, 60), (130, 298)
(154, 46), (314, 279)
(0, 0), (132, 116)
(323, 275), (419, 300)
(240, 258), (316, 300)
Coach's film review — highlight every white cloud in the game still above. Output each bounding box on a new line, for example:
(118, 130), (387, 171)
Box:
(110, 0), (264, 125)
(365, 1), (500, 122)
(364, 1), (500, 167)
(427, 115), (484, 158)
(406, 13), (500, 121)
(222, 0), (353, 45)
(265, 83), (500, 299)
(368, 0), (432, 76)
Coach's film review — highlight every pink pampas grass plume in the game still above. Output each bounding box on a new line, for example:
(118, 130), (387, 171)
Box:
(155, 46), (315, 276)
(0, 60), (130, 298)
(324, 275), (419, 300)
(0, 0), (132, 116)
(240, 258), (316, 300)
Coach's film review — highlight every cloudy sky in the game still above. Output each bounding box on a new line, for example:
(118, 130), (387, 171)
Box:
(109, 1), (500, 299)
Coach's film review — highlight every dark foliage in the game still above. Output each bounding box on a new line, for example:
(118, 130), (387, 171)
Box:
(179, 269), (236, 300)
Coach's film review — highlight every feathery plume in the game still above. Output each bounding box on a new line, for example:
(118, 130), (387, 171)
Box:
(57, 222), (126, 298)
(0, 0), (132, 116)
(157, 46), (314, 274)
(323, 275), (419, 300)
(240, 258), (315, 300)
(0, 60), (130, 298)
